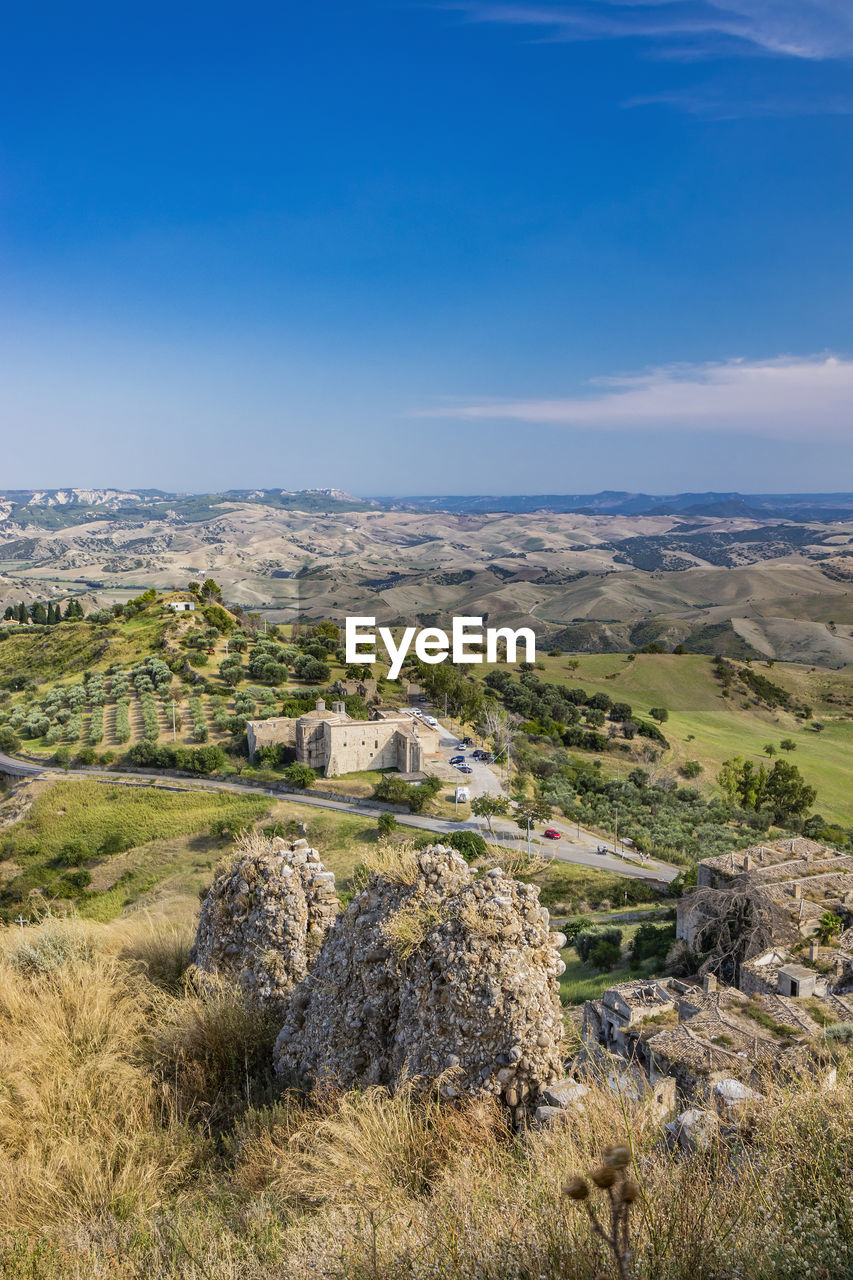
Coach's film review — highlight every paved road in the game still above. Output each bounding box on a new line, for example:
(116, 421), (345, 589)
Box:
(0, 752), (45, 779)
(0, 745), (678, 885)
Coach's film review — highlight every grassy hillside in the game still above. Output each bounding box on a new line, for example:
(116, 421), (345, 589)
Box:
(0, 909), (851, 1280)
(0, 779), (271, 922)
(480, 651), (853, 827)
(2, 599), (851, 830)
(0, 776), (398, 924)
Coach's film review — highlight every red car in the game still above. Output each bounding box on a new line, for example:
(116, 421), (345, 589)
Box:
(543, 828), (561, 840)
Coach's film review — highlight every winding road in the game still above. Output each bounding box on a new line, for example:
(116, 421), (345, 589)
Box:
(0, 745), (679, 885)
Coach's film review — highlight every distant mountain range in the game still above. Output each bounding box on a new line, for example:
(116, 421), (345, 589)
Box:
(388, 492), (853, 521)
(3, 488), (853, 523)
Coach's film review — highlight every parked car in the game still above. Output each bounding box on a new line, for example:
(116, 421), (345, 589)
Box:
(456, 764), (473, 774)
(449, 754), (465, 765)
(472, 749), (489, 760)
(543, 828), (561, 840)
(423, 715), (438, 726)
(456, 787), (470, 803)
(460, 736), (474, 746)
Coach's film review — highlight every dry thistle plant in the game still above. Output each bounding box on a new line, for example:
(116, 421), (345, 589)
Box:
(564, 1142), (639, 1280)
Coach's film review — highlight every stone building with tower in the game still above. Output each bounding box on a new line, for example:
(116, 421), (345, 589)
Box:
(246, 698), (440, 778)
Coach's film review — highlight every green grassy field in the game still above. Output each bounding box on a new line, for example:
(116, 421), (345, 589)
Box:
(0, 779), (271, 922)
(521, 858), (666, 914)
(479, 651), (853, 826)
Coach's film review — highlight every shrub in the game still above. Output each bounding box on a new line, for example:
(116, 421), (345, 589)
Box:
(101, 831), (132, 855)
(588, 938), (622, 971)
(58, 840), (90, 867)
(0, 726), (21, 753)
(446, 829), (487, 862)
(61, 869), (92, 892)
(826, 1023), (853, 1044)
(88, 706), (104, 746)
(563, 915), (594, 943)
(574, 927), (623, 965)
(282, 762), (316, 789)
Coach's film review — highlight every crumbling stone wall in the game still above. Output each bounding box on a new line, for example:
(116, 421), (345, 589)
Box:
(190, 834), (339, 1009)
(274, 845), (567, 1117)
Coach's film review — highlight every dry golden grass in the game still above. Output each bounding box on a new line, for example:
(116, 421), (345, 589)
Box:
(382, 900), (448, 958)
(357, 838), (425, 887)
(0, 911), (852, 1279)
(0, 917), (201, 1233)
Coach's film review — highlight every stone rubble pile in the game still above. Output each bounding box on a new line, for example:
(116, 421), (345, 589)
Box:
(274, 844), (568, 1119)
(190, 834), (339, 1009)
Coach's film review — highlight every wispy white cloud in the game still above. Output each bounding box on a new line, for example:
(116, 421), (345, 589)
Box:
(626, 87), (853, 117)
(417, 355), (853, 439)
(447, 1), (853, 61)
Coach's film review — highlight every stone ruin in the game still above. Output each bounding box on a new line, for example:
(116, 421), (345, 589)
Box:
(189, 833), (340, 1009)
(192, 837), (569, 1116)
(274, 845), (568, 1118)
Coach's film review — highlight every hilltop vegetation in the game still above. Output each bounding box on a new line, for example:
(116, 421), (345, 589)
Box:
(1, 586), (851, 865)
(421, 649), (853, 833)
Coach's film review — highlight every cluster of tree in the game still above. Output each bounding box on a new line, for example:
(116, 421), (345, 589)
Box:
(186, 579), (223, 602)
(573, 926), (624, 972)
(713, 656), (812, 717)
(717, 756), (817, 824)
(3, 598), (84, 624)
(126, 740), (227, 774)
(537, 756), (768, 864)
(482, 670), (669, 752)
(373, 773), (443, 813)
(416, 662), (486, 723)
(240, 636), (332, 687)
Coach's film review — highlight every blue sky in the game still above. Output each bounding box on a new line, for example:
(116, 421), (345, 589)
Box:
(1, 0), (851, 495)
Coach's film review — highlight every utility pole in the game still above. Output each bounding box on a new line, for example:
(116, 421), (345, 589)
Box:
(615, 766), (620, 857)
(526, 816), (531, 859)
(455, 777), (459, 816)
(171, 699), (178, 742)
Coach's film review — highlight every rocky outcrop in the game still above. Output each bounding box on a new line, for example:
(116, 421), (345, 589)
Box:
(274, 845), (567, 1117)
(190, 833), (339, 1009)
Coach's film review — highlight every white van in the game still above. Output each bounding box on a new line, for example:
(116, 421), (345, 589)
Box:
(456, 787), (470, 804)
